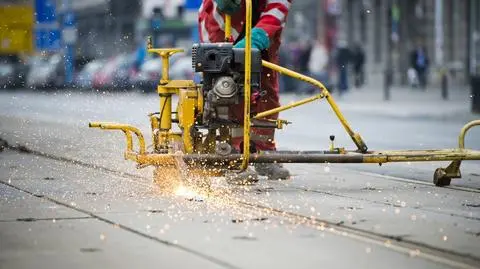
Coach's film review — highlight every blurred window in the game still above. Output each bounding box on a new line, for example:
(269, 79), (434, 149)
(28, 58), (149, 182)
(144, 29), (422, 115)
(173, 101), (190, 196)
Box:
(0, 64), (14, 76)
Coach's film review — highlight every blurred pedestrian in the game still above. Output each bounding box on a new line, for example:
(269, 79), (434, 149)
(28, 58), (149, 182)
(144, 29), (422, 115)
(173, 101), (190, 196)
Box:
(298, 39), (312, 74)
(410, 42), (429, 89)
(335, 39), (351, 94)
(279, 42), (293, 92)
(407, 67), (419, 88)
(133, 39), (147, 73)
(351, 42), (365, 88)
(199, 0), (292, 183)
(306, 39), (329, 93)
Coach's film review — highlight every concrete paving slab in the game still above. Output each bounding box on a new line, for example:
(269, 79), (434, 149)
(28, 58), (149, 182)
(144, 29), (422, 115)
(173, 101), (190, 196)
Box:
(0, 184), (87, 221)
(0, 219), (227, 269)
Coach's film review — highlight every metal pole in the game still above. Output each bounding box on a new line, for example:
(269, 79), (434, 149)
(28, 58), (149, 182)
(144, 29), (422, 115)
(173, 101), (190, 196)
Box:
(317, 0), (325, 40)
(434, 0), (444, 68)
(435, 0), (448, 100)
(384, 0), (392, 101)
(469, 0), (478, 75)
(62, 0), (76, 87)
(466, 0), (471, 79)
(441, 70), (448, 100)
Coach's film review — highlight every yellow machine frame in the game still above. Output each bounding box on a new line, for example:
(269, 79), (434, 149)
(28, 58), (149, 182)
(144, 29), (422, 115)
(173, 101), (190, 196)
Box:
(89, 0), (480, 187)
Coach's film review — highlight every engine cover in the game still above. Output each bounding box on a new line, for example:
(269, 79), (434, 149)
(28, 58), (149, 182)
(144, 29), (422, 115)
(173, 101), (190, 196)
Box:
(192, 43), (263, 126)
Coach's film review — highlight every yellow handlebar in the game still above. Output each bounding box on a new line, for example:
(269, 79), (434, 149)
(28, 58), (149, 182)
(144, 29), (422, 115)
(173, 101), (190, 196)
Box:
(241, 0), (253, 170)
(225, 15), (232, 41)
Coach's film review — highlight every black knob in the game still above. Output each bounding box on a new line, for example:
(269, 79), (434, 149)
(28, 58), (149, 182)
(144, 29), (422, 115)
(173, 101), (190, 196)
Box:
(329, 135), (335, 141)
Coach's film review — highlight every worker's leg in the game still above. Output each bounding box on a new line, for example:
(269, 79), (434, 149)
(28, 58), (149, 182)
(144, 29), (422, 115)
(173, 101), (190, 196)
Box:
(230, 67), (290, 180)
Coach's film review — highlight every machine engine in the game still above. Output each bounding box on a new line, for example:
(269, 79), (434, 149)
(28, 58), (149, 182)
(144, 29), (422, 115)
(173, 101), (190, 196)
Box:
(192, 43), (262, 126)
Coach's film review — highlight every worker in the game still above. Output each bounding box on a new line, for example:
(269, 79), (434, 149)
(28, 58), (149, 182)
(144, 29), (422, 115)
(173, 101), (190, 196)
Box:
(198, 0), (291, 183)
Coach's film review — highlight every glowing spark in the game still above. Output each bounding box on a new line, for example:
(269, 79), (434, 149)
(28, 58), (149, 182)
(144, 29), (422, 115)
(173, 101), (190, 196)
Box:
(174, 185), (200, 199)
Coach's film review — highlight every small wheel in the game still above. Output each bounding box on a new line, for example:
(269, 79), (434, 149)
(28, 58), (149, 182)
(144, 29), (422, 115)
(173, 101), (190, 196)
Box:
(433, 168), (451, 187)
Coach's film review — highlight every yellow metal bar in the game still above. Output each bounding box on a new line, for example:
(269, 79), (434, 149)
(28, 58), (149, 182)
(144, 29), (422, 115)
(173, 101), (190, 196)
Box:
(160, 80), (196, 89)
(159, 94), (172, 131)
(459, 120), (480, 149)
(161, 56), (170, 83)
(158, 91), (172, 149)
(123, 149), (480, 166)
(147, 36), (153, 49)
(122, 130), (133, 152)
(89, 122), (146, 154)
(225, 15), (232, 41)
(363, 149), (480, 163)
(178, 89), (198, 153)
(262, 60), (329, 94)
(262, 60), (368, 152)
(146, 48), (184, 84)
(149, 114), (160, 151)
(253, 93), (325, 119)
(241, 0), (253, 170)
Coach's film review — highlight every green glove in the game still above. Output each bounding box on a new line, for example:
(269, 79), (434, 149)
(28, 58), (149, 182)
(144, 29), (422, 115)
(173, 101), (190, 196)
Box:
(215, 0), (241, 15)
(234, 27), (270, 50)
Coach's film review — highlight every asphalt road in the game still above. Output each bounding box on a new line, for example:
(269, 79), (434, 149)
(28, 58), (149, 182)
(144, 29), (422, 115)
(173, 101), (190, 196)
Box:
(1, 89), (479, 269)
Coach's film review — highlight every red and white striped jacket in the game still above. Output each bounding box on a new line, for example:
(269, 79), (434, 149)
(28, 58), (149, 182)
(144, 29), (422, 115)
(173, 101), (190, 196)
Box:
(198, 0), (291, 58)
(198, 0), (291, 150)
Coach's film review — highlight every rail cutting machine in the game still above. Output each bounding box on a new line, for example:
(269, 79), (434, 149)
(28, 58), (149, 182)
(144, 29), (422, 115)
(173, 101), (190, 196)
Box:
(89, 0), (480, 187)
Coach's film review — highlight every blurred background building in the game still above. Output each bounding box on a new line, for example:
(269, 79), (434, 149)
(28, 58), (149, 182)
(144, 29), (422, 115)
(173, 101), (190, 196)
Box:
(0, 0), (479, 89)
(284, 0), (480, 86)
(70, 0), (196, 59)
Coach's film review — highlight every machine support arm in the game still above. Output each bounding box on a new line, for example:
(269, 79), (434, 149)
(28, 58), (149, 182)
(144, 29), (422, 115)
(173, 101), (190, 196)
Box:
(261, 60), (368, 152)
(241, 0), (253, 170)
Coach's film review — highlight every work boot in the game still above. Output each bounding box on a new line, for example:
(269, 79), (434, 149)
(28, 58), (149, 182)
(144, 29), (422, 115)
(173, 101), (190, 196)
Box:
(254, 163), (291, 181)
(225, 167), (259, 185)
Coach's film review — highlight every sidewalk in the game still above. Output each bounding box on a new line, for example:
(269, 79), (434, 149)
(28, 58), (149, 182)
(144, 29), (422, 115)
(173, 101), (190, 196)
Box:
(285, 76), (478, 122)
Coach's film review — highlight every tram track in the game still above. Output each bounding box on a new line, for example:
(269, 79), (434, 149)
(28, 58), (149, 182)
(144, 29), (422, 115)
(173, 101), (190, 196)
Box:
(288, 185), (480, 221)
(1, 138), (480, 269)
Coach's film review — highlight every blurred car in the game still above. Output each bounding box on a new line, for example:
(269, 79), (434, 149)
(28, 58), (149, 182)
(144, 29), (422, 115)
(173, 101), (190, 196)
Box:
(129, 57), (162, 91)
(26, 54), (65, 89)
(170, 56), (194, 80)
(0, 63), (15, 88)
(93, 54), (135, 90)
(75, 59), (105, 88)
(92, 56), (116, 89)
(0, 55), (28, 89)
